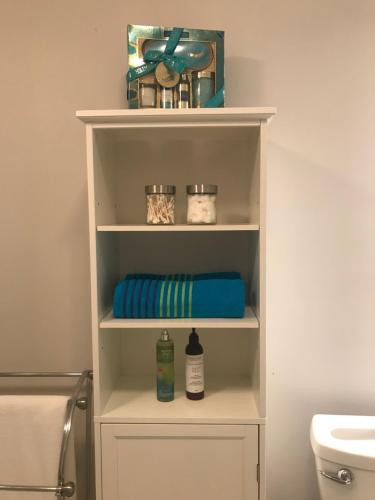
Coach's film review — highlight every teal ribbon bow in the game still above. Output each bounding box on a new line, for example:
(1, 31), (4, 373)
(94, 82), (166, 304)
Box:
(204, 86), (225, 108)
(127, 27), (186, 82)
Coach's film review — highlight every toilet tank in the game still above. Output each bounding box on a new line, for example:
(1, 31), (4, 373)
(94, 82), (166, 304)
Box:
(311, 414), (375, 500)
(315, 456), (375, 500)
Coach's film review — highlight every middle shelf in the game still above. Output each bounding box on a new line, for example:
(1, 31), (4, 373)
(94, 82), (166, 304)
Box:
(96, 230), (260, 330)
(100, 306), (259, 329)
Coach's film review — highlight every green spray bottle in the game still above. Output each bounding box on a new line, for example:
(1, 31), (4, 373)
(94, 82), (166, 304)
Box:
(156, 329), (174, 402)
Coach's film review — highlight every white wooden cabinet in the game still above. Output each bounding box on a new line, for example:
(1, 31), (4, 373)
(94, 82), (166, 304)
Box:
(77, 107), (276, 500)
(101, 424), (258, 500)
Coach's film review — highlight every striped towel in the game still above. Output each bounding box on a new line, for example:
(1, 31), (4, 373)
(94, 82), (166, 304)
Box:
(113, 272), (245, 319)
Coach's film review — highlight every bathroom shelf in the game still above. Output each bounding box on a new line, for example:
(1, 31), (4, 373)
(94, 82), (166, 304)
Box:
(96, 375), (262, 425)
(76, 106), (276, 126)
(97, 224), (259, 232)
(78, 107), (276, 500)
(100, 306), (259, 329)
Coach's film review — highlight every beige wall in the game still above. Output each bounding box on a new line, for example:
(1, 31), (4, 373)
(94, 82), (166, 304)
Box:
(1, 1), (375, 499)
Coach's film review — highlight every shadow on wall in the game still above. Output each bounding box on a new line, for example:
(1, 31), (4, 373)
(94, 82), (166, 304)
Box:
(225, 57), (265, 106)
(266, 141), (375, 500)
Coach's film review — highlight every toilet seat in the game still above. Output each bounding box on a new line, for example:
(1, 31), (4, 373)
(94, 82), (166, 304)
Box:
(311, 414), (375, 472)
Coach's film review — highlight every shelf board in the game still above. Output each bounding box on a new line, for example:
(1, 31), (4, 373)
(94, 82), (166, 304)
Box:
(76, 107), (276, 126)
(97, 224), (259, 232)
(100, 306), (259, 329)
(96, 376), (263, 424)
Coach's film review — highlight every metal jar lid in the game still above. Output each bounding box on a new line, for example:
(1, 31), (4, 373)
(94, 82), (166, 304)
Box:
(186, 184), (218, 195)
(192, 71), (215, 79)
(145, 184), (176, 195)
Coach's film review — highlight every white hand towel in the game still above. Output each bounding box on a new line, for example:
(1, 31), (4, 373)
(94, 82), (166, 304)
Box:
(0, 395), (71, 500)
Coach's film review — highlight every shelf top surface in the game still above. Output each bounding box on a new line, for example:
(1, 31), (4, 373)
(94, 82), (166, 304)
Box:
(100, 306), (259, 329)
(76, 107), (277, 125)
(97, 376), (263, 424)
(97, 224), (259, 232)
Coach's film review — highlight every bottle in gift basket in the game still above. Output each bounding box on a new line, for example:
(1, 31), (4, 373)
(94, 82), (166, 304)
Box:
(139, 78), (157, 108)
(192, 71), (215, 108)
(185, 328), (204, 400)
(176, 74), (190, 109)
(145, 185), (176, 224)
(160, 87), (175, 109)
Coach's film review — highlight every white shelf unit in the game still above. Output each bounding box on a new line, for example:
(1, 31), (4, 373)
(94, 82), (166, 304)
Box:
(78, 107), (275, 500)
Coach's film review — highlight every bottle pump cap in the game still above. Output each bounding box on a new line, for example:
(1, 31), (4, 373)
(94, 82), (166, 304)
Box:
(190, 328), (199, 342)
(161, 329), (170, 341)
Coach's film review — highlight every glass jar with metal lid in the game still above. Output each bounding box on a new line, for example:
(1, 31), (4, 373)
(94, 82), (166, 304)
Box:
(192, 71), (215, 108)
(145, 185), (176, 224)
(186, 184), (217, 224)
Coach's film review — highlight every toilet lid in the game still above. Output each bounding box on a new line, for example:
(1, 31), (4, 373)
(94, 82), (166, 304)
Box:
(311, 414), (375, 471)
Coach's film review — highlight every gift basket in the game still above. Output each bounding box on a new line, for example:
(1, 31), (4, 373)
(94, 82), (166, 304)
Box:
(126, 25), (224, 109)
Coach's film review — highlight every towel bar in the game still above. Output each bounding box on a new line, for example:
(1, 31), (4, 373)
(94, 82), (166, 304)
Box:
(0, 482), (75, 496)
(0, 371), (92, 378)
(0, 370), (93, 498)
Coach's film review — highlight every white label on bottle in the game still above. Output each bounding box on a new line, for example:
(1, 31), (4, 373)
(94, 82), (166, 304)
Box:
(186, 354), (204, 393)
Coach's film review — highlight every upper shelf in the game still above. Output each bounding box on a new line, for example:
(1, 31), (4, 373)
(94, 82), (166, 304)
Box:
(97, 224), (259, 232)
(76, 107), (277, 127)
(100, 306), (259, 329)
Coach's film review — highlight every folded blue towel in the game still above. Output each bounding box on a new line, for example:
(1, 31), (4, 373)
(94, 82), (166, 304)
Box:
(113, 272), (245, 319)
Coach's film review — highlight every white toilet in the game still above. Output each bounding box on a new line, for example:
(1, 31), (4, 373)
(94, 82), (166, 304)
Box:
(311, 414), (375, 499)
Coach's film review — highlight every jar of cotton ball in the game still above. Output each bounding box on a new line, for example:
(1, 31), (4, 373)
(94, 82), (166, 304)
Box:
(145, 185), (176, 224)
(186, 184), (217, 224)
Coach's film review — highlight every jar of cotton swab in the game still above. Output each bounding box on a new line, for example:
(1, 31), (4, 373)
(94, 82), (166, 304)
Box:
(145, 185), (176, 224)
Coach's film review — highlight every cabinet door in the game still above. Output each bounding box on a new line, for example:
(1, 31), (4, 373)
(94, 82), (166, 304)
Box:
(101, 423), (258, 500)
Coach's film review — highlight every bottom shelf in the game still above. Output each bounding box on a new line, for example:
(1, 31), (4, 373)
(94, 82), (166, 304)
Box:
(96, 376), (263, 424)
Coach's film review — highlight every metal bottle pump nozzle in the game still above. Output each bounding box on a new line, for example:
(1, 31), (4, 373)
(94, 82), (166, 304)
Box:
(161, 329), (170, 341)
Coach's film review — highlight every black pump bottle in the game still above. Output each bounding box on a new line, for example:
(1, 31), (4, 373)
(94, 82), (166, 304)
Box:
(185, 328), (204, 400)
